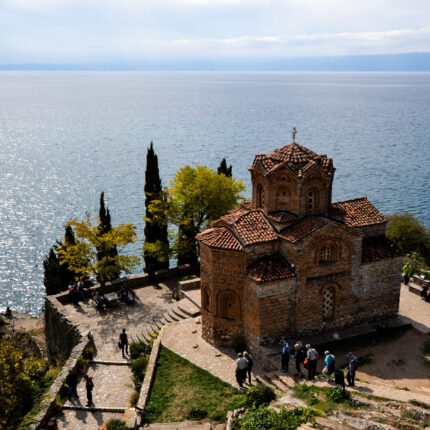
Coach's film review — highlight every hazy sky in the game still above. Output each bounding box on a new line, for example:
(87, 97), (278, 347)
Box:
(0, 0), (429, 64)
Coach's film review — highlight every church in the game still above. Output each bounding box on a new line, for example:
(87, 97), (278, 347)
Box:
(196, 133), (403, 347)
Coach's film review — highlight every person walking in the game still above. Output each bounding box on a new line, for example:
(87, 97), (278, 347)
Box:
(402, 263), (412, 286)
(281, 340), (290, 372)
(293, 343), (304, 377)
(84, 375), (94, 407)
(323, 351), (336, 381)
(119, 328), (129, 357)
(306, 344), (319, 380)
(235, 353), (248, 388)
(65, 370), (78, 400)
(347, 352), (358, 387)
(243, 351), (253, 385)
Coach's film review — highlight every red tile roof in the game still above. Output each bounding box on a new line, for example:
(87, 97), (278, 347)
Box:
(196, 227), (244, 251)
(362, 236), (403, 263)
(247, 255), (296, 283)
(250, 142), (334, 177)
(268, 211), (298, 226)
(233, 210), (278, 245)
(331, 197), (386, 227)
(280, 216), (329, 243)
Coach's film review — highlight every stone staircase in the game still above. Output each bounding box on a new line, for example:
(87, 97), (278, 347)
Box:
(144, 422), (226, 429)
(131, 296), (201, 344)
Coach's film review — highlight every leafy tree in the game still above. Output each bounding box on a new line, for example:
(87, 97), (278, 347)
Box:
(43, 226), (79, 295)
(217, 158), (232, 177)
(143, 142), (169, 272)
(0, 340), (48, 430)
(148, 165), (245, 264)
(386, 212), (430, 265)
(97, 192), (120, 281)
(58, 213), (140, 285)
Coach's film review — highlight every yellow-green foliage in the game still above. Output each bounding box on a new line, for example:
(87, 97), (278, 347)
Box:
(0, 340), (48, 429)
(58, 213), (140, 284)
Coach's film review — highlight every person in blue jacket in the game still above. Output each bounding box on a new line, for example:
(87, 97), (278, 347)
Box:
(323, 350), (336, 380)
(281, 340), (290, 372)
(347, 352), (358, 387)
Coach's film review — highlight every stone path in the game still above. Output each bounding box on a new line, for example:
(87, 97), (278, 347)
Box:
(398, 281), (430, 333)
(161, 318), (240, 388)
(54, 279), (183, 429)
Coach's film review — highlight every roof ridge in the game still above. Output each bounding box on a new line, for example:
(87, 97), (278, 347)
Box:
(332, 196), (368, 204)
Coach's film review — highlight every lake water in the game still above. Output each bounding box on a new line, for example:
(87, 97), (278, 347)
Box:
(0, 71), (429, 315)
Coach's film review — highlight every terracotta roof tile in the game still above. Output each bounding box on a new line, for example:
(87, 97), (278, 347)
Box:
(233, 210), (279, 245)
(362, 236), (403, 263)
(331, 197), (386, 227)
(247, 254), (296, 283)
(251, 142), (334, 177)
(196, 227), (243, 251)
(280, 216), (328, 243)
(268, 211), (298, 226)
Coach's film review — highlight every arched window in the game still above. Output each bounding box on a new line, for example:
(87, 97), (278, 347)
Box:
(323, 287), (335, 320)
(203, 288), (210, 312)
(218, 291), (240, 320)
(307, 190), (315, 211)
(257, 185), (265, 208)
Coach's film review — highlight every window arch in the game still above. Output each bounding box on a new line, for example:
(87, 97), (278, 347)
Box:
(319, 245), (335, 263)
(257, 184), (265, 208)
(323, 287), (335, 320)
(202, 286), (210, 312)
(217, 290), (240, 321)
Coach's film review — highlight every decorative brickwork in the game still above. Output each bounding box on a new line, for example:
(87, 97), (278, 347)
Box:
(198, 139), (402, 347)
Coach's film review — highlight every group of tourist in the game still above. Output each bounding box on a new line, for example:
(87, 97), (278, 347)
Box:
(68, 281), (85, 302)
(280, 340), (358, 387)
(235, 351), (253, 388)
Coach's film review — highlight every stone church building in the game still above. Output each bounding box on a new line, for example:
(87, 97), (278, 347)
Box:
(197, 138), (403, 347)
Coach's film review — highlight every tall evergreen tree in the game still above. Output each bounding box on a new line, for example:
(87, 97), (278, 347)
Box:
(97, 192), (120, 281)
(43, 226), (77, 295)
(143, 142), (169, 272)
(217, 158), (232, 177)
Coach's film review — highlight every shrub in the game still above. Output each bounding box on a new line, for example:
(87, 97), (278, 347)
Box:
(186, 406), (208, 420)
(130, 391), (139, 407)
(131, 356), (149, 387)
(245, 384), (276, 408)
(129, 340), (152, 359)
(76, 355), (90, 370)
(327, 387), (351, 403)
(82, 346), (95, 360)
(54, 395), (64, 411)
(232, 336), (247, 353)
(0, 316), (5, 326)
(106, 418), (129, 430)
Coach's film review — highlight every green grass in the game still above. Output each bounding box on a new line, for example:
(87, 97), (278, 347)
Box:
(144, 346), (242, 423)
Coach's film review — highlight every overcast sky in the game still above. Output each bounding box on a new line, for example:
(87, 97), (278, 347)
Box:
(0, 0), (429, 64)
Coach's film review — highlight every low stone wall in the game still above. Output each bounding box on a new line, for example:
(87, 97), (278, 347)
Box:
(412, 275), (430, 288)
(30, 336), (95, 430)
(52, 264), (200, 305)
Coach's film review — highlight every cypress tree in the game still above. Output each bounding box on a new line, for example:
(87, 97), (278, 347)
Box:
(97, 192), (120, 281)
(217, 158), (232, 177)
(177, 219), (198, 266)
(144, 142), (169, 272)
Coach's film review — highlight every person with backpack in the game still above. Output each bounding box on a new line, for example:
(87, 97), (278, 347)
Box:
(281, 340), (290, 372)
(347, 352), (358, 387)
(323, 350), (336, 381)
(243, 351), (253, 385)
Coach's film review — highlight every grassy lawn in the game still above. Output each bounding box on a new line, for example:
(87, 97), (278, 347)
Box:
(144, 346), (241, 423)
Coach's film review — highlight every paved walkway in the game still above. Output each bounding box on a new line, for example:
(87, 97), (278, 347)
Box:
(161, 318), (240, 388)
(54, 279), (181, 428)
(398, 282), (430, 333)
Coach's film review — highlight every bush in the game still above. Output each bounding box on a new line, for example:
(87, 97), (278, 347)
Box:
(245, 384), (276, 408)
(129, 340), (152, 359)
(326, 387), (351, 403)
(130, 391), (139, 406)
(131, 356), (149, 387)
(82, 346), (95, 360)
(186, 406), (208, 420)
(106, 418), (129, 430)
(232, 336), (247, 353)
(76, 355), (90, 370)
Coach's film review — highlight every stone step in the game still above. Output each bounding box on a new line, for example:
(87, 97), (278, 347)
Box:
(171, 305), (189, 320)
(167, 308), (181, 321)
(62, 405), (127, 413)
(144, 422), (212, 429)
(163, 312), (175, 323)
(181, 287), (202, 310)
(153, 318), (163, 331)
(177, 300), (201, 317)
